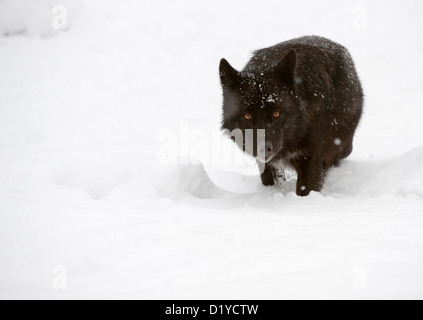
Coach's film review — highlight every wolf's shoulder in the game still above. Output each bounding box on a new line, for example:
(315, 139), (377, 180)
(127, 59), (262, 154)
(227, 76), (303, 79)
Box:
(243, 36), (349, 73)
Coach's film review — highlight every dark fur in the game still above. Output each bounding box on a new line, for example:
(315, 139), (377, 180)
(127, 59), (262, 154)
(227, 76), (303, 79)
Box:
(219, 36), (363, 196)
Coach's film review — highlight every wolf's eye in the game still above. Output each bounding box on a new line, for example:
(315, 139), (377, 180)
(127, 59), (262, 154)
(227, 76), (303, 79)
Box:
(244, 113), (252, 120)
(273, 112), (280, 118)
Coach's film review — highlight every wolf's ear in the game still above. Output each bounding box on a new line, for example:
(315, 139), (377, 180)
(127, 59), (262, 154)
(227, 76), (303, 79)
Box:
(275, 49), (297, 87)
(219, 58), (239, 89)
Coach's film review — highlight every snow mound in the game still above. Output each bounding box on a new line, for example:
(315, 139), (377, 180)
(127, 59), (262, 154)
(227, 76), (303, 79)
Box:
(157, 160), (231, 200)
(157, 147), (423, 203)
(325, 146), (423, 198)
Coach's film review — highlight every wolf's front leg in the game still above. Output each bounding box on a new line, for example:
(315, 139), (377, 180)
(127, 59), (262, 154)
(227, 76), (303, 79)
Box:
(259, 163), (277, 186)
(295, 157), (326, 196)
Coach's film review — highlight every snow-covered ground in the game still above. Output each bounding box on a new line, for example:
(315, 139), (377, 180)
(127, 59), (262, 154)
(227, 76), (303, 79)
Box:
(1, 0), (423, 299)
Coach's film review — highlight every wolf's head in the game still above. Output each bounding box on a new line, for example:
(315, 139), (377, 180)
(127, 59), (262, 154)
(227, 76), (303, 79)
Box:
(219, 49), (306, 163)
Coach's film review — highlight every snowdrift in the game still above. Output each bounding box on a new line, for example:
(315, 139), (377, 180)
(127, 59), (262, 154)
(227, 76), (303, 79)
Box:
(158, 147), (423, 202)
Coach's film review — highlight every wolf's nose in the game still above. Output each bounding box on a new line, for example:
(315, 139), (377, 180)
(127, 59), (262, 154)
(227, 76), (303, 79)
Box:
(265, 141), (273, 157)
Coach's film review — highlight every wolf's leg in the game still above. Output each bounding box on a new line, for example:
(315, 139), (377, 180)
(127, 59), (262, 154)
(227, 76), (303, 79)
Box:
(260, 164), (277, 186)
(295, 156), (326, 196)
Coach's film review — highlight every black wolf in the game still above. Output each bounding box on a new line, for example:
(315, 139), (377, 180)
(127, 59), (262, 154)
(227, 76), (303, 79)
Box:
(219, 36), (363, 196)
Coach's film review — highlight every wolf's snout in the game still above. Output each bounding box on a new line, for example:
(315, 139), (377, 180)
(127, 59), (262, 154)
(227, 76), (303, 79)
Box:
(257, 141), (274, 160)
(265, 141), (273, 157)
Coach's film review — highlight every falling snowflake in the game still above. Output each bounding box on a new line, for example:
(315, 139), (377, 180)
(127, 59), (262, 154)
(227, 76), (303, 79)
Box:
(267, 95), (275, 103)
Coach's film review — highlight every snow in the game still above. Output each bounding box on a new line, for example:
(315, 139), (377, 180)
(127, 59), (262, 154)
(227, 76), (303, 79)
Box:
(1, 0), (423, 299)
